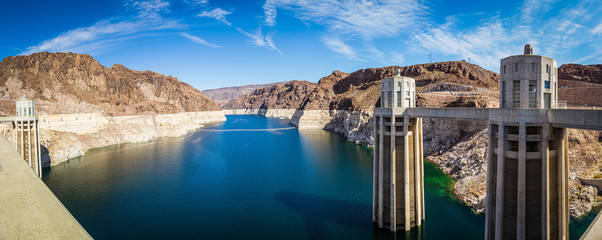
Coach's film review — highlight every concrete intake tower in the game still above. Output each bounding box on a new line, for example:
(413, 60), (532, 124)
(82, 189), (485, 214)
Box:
(485, 44), (568, 239)
(373, 70), (425, 231)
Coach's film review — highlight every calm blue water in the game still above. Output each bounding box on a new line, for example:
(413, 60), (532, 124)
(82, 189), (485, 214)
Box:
(41, 115), (588, 239)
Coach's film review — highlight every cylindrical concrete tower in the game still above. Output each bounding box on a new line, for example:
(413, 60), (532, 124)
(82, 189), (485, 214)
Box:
(485, 45), (568, 240)
(373, 70), (424, 231)
(13, 99), (42, 177)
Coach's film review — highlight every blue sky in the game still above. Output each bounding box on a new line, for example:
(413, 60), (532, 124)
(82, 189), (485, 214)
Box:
(1, 0), (601, 90)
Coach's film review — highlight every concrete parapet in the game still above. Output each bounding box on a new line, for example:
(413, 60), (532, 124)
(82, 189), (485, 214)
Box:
(549, 109), (602, 131)
(0, 135), (91, 239)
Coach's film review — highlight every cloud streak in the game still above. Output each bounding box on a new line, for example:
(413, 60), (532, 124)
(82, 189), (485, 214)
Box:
(197, 8), (232, 26)
(22, 0), (181, 55)
(262, 0), (425, 60)
(414, 0), (602, 69)
(236, 28), (283, 55)
(179, 32), (221, 48)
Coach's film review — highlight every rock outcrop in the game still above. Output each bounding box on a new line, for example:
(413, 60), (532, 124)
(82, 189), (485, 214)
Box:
(557, 64), (602, 107)
(203, 82), (285, 106)
(559, 64), (602, 84)
(222, 80), (317, 110)
(0, 52), (220, 115)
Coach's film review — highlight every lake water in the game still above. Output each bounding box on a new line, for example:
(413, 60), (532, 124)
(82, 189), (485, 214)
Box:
(42, 115), (593, 239)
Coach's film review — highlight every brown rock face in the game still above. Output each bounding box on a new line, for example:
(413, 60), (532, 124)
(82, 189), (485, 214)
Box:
(559, 64), (602, 84)
(203, 82), (285, 106)
(222, 80), (317, 109)
(300, 61), (499, 111)
(557, 64), (602, 107)
(0, 52), (220, 115)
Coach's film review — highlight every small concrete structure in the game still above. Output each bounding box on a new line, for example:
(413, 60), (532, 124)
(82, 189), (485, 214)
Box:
(13, 99), (42, 177)
(0, 135), (91, 239)
(373, 72), (425, 231)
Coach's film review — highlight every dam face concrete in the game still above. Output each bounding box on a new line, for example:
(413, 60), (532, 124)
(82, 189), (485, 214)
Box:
(373, 74), (425, 231)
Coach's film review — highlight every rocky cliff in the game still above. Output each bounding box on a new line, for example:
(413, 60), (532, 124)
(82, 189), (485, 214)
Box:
(0, 52), (221, 115)
(0, 52), (226, 165)
(203, 82), (285, 106)
(558, 64), (602, 107)
(559, 64), (602, 84)
(223, 80), (317, 110)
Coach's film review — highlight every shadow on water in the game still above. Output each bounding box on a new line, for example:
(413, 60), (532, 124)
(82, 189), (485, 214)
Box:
(273, 190), (424, 240)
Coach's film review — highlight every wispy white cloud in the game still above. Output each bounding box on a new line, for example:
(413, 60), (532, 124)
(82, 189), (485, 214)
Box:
(264, 33), (283, 55)
(263, 0), (277, 26)
(414, 20), (509, 69)
(197, 8), (232, 26)
(263, 0), (425, 60)
(322, 37), (357, 59)
(179, 32), (221, 48)
(519, 0), (557, 23)
(22, 0), (182, 55)
(184, 0), (208, 8)
(593, 23), (602, 35)
(414, 0), (602, 69)
(236, 28), (283, 55)
(389, 52), (405, 65)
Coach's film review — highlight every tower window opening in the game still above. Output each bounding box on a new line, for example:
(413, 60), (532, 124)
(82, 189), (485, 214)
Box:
(531, 63), (535, 72)
(503, 65), (506, 74)
(529, 80), (536, 108)
(527, 141), (539, 152)
(397, 91), (401, 107)
(545, 81), (550, 89)
(387, 92), (392, 108)
(526, 126), (541, 135)
(513, 80), (520, 107)
(515, 63), (519, 72)
(546, 64), (549, 73)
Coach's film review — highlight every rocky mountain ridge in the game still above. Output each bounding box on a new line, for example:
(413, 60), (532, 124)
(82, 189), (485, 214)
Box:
(203, 82), (286, 106)
(0, 52), (226, 166)
(223, 80), (317, 110)
(0, 52), (221, 115)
